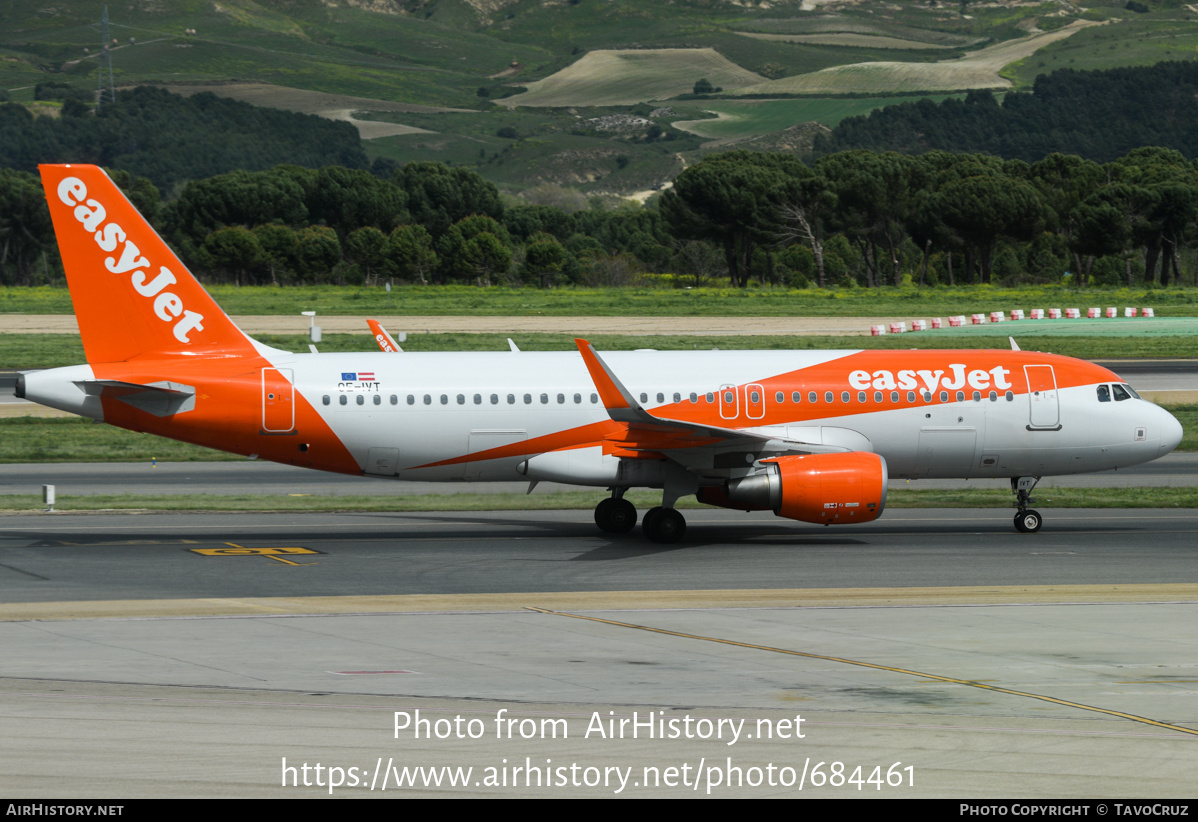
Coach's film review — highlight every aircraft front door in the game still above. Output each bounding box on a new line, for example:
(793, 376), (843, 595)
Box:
(1024, 365), (1060, 429)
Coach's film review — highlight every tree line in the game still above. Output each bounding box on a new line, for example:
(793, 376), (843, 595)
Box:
(814, 61), (1198, 164)
(4, 146), (1198, 290)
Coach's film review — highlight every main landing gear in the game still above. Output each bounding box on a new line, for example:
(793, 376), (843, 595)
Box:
(1011, 476), (1043, 533)
(593, 491), (687, 544)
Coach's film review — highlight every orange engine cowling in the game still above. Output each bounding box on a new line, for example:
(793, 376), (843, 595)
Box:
(698, 452), (888, 525)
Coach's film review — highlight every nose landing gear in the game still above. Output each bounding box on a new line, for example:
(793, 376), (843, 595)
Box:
(1012, 477), (1043, 533)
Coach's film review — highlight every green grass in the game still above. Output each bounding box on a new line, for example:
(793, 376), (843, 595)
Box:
(5, 284), (1197, 318)
(4, 330), (1198, 370)
(1002, 14), (1198, 87)
(1, 487), (1194, 513)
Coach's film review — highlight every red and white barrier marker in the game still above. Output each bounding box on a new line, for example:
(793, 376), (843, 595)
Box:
(1048, 308), (1062, 319)
(1030, 309), (1045, 319)
(1065, 308), (1080, 319)
(949, 316), (964, 327)
(889, 322), (907, 334)
(931, 317), (943, 329)
(1010, 309), (1024, 320)
(989, 311), (1006, 323)
(911, 319), (928, 331)
(1088, 307), (1100, 318)
(1143, 308), (1154, 317)
(1106, 307), (1117, 318)
(1125, 307), (1138, 317)
(971, 313), (986, 325)
(870, 324), (886, 336)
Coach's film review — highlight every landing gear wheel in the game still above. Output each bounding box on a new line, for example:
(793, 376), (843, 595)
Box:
(595, 497), (637, 534)
(643, 506), (686, 544)
(1014, 509), (1042, 533)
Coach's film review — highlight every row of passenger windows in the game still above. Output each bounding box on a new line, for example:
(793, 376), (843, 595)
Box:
(322, 392), (602, 407)
(320, 389), (1017, 407)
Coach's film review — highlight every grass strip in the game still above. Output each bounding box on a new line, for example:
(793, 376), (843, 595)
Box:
(5, 331), (1198, 370)
(2, 404), (1194, 463)
(2, 487), (1195, 513)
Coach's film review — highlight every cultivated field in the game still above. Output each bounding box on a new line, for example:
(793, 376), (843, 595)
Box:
(671, 95), (957, 143)
(735, 21), (1098, 95)
(498, 49), (766, 108)
(735, 32), (961, 50)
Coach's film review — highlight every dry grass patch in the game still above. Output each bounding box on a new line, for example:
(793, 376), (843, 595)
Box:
(735, 21), (1098, 95)
(499, 49), (765, 108)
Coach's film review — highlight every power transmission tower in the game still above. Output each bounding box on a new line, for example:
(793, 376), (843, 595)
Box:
(97, 5), (116, 109)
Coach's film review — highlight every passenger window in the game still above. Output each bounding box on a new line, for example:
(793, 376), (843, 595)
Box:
(524, 394), (532, 404)
(407, 394), (415, 405)
(1113, 384), (1132, 402)
(940, 391), (948, 402)
(322, 395), (330, 406)
(357, 395), (365, 406)
(989, 391), (997, 401)
(874, 391), (882, 403)
(690, 392), (698, 403)
(825, 392), (833, 403)
(339, 395), (347, 406)
(373, 394), (381, 405)
(591, 393), (598, 403)
(657, 392), (665, 403)
(776, 391), (784, 403)
(557, 393), (565, 404)
(890, 391), (898, 403)
(725, 391), (734, 404)
(972, 391), (981, 402)
(508, 394), (516, 405)
(574, 393), (582, 404)
(809, 392), (817, 403)
(491, 394), (499, 405)
(956, 391), (965, 402)
(792, 392), (801, 403)
(706, 392), (715, 403)
(673, 392), (681, 403)
(906, 391), (915, 403)
(540, 393), (548, 404)
(473, 394), (482, 405)
(441, 394), (449, 405)
(751, 391), (761, 403)
(858, 392), (866, 403)
(1097, 385), (1111, 403)
(456, 394), (465, 405)
(423, 394), (431, 405)
(1005, 391), (1014, 401)
(390, 394), (398, 405)
(922, 391), (932, 402)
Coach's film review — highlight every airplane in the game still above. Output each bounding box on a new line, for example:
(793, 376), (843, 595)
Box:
(17, 164), (1184, 542)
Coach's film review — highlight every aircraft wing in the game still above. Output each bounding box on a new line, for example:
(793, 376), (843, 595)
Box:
(574, 339), (854, 458)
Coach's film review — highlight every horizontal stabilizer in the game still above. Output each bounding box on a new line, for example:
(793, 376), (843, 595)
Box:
(74, 379), (196, 417)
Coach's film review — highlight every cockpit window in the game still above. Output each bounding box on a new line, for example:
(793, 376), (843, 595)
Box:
(1121, 383), (1140, 400)
(1113, 384), (1133, 402)
(1097, 385), (1111, 403)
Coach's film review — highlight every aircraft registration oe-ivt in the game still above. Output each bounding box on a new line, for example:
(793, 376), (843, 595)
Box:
(18, 164), (1184, 542)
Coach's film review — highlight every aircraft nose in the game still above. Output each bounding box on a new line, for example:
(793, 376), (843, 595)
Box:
(1159, 406), (1183, 455)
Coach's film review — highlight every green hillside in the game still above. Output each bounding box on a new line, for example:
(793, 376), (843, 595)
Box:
(4, 0), (1198, 194)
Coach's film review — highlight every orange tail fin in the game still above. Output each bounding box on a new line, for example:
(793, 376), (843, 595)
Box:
(39, 164), (257, 364)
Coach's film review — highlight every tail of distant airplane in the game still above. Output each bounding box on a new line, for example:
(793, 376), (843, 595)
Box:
(39, 164), (258, 364)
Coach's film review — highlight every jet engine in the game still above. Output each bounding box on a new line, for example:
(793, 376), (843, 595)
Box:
(697, 452), (888, 525)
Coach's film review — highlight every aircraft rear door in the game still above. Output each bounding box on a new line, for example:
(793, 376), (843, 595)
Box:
(262, 368), (295, 433)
